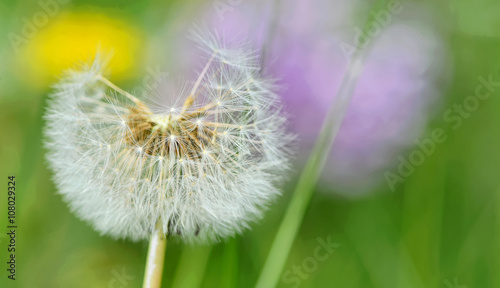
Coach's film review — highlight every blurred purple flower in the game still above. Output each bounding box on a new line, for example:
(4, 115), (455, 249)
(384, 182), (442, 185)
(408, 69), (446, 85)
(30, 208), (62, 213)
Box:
(203, 0), (446, 195)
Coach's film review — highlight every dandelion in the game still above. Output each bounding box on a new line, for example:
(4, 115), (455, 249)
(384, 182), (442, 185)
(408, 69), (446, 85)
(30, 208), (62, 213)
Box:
(44, 31), (292, 287)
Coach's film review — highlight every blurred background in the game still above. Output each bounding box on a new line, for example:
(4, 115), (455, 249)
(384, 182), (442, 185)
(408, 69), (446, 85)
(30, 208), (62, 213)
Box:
(1, 0), (500, 287)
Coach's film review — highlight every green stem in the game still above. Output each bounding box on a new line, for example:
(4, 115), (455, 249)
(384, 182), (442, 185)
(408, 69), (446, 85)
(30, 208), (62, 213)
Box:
(142, 228), (167, 288)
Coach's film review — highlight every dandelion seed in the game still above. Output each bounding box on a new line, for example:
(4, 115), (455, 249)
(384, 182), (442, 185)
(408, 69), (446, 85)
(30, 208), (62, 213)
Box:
(44, 32), (293, 244)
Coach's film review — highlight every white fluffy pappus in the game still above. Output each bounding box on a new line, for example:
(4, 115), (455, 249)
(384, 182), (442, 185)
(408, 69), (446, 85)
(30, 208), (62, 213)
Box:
(44, 33), (293, 243)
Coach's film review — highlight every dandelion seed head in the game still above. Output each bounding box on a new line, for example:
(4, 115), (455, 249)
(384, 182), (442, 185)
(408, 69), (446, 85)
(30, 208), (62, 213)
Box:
(44, 32), (294, 243)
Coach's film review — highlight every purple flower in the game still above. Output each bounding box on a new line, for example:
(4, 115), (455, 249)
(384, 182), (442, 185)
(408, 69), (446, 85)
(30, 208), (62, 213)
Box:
(204, 0), (446, 195)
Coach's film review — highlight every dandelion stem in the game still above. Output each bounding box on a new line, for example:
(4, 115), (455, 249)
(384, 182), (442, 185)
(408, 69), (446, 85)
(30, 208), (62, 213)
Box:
(142, 227), (167, 288)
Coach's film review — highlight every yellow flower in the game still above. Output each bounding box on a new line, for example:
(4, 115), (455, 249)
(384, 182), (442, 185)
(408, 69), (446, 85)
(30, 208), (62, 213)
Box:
(17, 10), (144, 87)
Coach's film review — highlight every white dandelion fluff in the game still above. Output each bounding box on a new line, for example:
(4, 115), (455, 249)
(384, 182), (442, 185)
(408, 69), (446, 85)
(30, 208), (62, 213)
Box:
(44, 33), (293, 243)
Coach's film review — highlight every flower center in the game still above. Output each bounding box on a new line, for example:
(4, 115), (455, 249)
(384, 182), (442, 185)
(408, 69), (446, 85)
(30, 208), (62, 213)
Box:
(125, 106), (212, 159)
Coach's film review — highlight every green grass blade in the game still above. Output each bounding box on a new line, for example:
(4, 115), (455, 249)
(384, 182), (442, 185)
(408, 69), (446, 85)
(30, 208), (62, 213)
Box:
(255, 47), (368, 288)
(170, 245), (212, 288)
